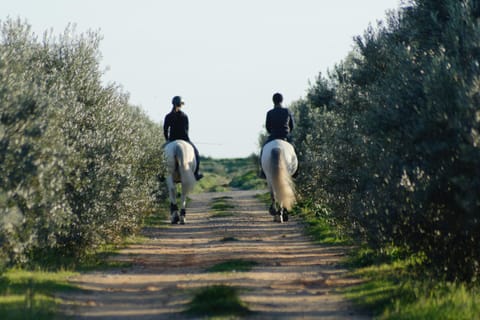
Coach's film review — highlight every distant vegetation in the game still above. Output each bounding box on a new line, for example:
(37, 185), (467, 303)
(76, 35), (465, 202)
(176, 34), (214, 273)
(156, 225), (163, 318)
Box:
(194, 155), (266, 193)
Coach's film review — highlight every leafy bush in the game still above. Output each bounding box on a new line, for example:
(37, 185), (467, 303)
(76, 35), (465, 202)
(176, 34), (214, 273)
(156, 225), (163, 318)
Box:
(0, 19), (166, 267)
(291, 0), (480, 281)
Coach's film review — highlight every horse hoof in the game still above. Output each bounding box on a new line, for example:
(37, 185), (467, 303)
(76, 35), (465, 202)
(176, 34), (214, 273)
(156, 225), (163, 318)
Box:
(171, 213), (179, 224)
(273, 214), (283, 223)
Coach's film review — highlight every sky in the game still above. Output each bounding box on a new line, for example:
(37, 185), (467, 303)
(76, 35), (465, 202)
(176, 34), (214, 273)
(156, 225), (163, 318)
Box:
(1, 0), (401, 158)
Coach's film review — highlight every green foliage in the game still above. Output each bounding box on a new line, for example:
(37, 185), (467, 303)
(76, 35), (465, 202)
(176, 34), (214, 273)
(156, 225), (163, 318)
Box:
(0, 19), (166, 268)
(193, 172), (229, 193)
(183, 285), (252, 317)
(230, 169), (266, 190)
(291, 0), (480, 281)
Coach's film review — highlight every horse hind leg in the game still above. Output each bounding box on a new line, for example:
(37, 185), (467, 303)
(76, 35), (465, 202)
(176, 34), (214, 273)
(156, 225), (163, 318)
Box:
(273, 209), (288, 223)
(272, 204), (289, 223)
(281, 207), (289, 222)
(273, 211), (283, 223)
(170, 203), (180, 224)
(268, 190), (278, 216)
(166, 175), (179, 224)
(179, 191), (187, 224)
(269, 192), (284, 222)
(269, 192), (276, 216)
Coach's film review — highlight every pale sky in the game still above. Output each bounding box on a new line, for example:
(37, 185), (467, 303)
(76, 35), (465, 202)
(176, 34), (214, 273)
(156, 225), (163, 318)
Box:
(1, 0), (401, 158)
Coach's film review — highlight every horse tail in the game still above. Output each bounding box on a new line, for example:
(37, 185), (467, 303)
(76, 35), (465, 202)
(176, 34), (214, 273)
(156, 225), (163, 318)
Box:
(175, 143), (196, 194)
(270, 147), (295, 210)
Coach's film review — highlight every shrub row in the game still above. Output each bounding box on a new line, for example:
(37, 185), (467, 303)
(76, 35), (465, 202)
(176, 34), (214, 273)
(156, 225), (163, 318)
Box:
(292, 0), (480, 281)
(0, 19), (166, 268)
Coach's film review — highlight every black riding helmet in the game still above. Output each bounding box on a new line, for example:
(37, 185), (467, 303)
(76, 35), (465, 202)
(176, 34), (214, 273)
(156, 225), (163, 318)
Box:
(273, 92), (283, 104)
(172, 96), (184, 107)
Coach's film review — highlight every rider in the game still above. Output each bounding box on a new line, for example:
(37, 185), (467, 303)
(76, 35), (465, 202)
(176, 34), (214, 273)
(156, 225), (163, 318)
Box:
(259, 92), (296, 178)
(265, 92), (294, 143)
(163, 96), (203, 180)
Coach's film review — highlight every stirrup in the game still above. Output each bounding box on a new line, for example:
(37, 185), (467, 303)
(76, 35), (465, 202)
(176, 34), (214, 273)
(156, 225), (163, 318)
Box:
(195, 173), (204, 181)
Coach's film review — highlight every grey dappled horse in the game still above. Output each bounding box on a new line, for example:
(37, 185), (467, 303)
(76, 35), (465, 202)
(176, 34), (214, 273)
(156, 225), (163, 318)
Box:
(164, 140), (197, 224)
(261, 139), (298, 223)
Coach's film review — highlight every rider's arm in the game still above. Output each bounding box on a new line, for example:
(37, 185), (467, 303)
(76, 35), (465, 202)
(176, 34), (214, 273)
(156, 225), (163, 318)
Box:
(163, 115), (170, 141)
(266, 111), (272, 134)
(184, 113), (190, 141)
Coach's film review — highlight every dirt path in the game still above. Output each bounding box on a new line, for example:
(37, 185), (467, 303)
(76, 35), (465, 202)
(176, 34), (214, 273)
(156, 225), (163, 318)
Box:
(59, 190), (368, 319)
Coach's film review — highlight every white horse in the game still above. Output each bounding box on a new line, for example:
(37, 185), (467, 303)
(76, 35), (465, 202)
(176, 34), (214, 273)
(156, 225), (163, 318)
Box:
(261, 139), (298, 223)
(164, 140), (197, 224)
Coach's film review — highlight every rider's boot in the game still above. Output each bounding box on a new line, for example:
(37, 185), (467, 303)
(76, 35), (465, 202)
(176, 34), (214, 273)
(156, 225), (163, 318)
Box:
(195, 171), (203, 181)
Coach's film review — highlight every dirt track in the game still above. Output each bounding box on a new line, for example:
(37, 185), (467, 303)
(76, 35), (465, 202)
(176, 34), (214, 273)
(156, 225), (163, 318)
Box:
(59, 190), (368, 319)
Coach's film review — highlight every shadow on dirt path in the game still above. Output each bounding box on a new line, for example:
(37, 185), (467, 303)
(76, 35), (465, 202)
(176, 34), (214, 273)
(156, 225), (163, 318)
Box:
(59, 190), (368, 319)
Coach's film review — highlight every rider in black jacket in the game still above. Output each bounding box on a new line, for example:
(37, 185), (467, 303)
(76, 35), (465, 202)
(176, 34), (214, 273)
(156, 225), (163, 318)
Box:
(265, 93), (294, 143)
(259, 93), (296, 178)
(163, 96), (203, 180)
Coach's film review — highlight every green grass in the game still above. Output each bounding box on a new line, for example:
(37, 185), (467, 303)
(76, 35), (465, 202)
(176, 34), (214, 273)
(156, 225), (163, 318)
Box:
(229, 169), (266, 190)
(257, 189), (342, 245)
(183, 285), (252, 318)
(194, 172), (230, 193)
(220, 236), (239, 242)
(76, 248), (133, 272)
(206, 260), (258, 273)
(211, 199), (235, 211)
(211, 211), (236, 218)
(255, 191), (271, 204)
(0, 269), (78, 320)
(292, 203), (349, 245)
(143, 207), (169, 227)
(342, 249), (480, 319)
(0, 236), (139, 319)
(385, 283), (480, 320)
(289, 200), (480, 319)
(210, 196), (236, 218)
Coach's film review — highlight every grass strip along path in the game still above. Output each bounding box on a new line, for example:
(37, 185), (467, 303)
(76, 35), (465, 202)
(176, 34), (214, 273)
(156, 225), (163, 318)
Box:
(58, 190), (367, 319)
